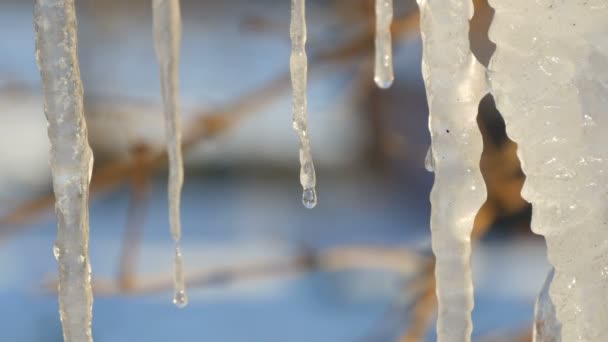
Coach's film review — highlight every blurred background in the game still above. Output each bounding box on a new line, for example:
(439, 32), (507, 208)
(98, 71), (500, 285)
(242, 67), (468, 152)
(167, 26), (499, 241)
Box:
(0, 0), (549, 341)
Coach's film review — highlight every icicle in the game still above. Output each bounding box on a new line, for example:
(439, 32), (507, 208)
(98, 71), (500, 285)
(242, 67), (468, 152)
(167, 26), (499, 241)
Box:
(416, 0), (488, 340)
(34, 0), (94, 341)
(152, 0), (188, 307)
(374, 0), (394, 89)
(290, 0), (317, 209)
(533, 268), (561, 342)
(488, 1), (608, 340)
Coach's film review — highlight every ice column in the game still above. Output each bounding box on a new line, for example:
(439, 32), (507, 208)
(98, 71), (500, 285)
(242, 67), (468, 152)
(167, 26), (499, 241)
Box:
(488, 1), (608, 340)
(374, 0), (394, 88)
(34, 0), (94, 340)
(416, 0), (488, 340)
(152, 0), (188, 307)
(290, 0), (317, 209)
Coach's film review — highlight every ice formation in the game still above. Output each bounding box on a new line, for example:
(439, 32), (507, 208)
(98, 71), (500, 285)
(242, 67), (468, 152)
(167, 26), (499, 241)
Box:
(33, 0), (94, 340)
(290, 0), (317, 209)
(488, 1), (608, 340)
(27, 0), (608, 338)
(152, 0), (188, 308)
(416, 0), (488, 340)
(374, 0), (394, 89)
(534, 268), (561, 342)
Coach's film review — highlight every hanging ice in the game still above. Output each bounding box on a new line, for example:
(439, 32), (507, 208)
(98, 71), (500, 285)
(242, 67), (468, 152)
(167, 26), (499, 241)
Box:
(416, 0), (488, 340)
(534, 268), (561, 342)
(374, 0), (394, 89)
(488, 1), (608, 340)
(34, 0), (94, 340)
(290, 0), (317, 209)
(152, 0), (188, 307)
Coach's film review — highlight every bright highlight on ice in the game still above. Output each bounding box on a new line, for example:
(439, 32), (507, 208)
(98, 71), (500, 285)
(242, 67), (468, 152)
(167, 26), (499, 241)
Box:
(34, 0), (95, 340)
(152, 0), (188, 308)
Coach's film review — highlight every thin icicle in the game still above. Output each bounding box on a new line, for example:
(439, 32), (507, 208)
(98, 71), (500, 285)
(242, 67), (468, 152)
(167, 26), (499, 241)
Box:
(533, 268), (561, 342)
(152, 0), (187, 307)
(374, 0), (394, 89)
(416, 0), (488, 341)
(34, 0), (94, 341)
(290, 0), (317, 209)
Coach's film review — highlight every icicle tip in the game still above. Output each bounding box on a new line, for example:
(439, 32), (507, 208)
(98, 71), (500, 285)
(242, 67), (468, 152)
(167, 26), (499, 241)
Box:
(302, 187), (317, 209)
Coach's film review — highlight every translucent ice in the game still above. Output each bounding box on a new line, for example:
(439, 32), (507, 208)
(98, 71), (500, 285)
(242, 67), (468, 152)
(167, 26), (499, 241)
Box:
(290, 0), (318, 209)
(489, 1), (608, 340)
(34, 0), (94, 340)
(416, 0), (488, 340)
(152, 0), (188, 308)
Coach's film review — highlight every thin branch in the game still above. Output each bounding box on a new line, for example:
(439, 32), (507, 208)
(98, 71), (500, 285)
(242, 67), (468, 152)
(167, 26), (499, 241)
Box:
(399, 262), (436, 342)
(43, 245), (429, 297)
(117, 145), (152, 291)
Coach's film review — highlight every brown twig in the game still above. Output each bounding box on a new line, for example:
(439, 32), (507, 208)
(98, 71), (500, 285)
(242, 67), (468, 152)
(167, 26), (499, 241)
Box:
(399, 262), (436, 342)
(42, 245), (429, 296)
(117, 145), (152, 291)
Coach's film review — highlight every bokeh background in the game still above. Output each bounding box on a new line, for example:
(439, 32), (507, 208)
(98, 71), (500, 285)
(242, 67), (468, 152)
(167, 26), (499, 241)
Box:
(0, 0), (549, 341)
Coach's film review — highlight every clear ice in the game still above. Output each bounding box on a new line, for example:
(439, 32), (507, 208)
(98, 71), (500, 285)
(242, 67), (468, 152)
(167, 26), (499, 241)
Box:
(152, 0), (188, 307)
(34, 0), (94, 340)
(534, 268), (561, 342)
(416, 0), (488, 340)
(290, 0), (317, 209)
(374, 0), (394, 89)
(488, 1), (608, 340)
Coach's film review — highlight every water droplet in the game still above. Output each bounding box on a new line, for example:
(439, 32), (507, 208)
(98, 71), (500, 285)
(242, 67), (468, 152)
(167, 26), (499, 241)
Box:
(173, 290), (188, 308)
(302, 187), (317, 209)
(424, 147), (435, 172)
(53, 243), (61, 260)
(374, 76), (394, 89)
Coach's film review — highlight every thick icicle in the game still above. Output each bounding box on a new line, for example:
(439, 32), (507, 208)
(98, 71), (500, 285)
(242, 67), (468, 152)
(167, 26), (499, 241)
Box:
(488, 1), (608, 340)
(34, 0), (94, 341)
(374, 0), (394, 89)
(416, 0), (488, 341)
(290, 0), (317, 209)
(152, 0), (187, 308)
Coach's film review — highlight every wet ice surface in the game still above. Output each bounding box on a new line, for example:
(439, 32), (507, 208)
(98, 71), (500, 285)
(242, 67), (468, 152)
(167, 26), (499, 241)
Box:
(417, 0), (488, 339)
(0, 175), (549, 341)
(33, 0), (94, 340)
(290, 0), (318, 209)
